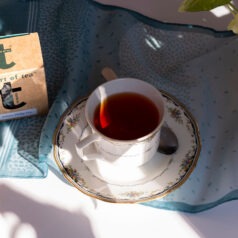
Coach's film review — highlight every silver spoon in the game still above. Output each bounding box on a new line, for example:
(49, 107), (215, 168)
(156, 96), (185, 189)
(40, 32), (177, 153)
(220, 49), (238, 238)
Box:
(158, 122), (178, 154)
(101, 67), (179, 155)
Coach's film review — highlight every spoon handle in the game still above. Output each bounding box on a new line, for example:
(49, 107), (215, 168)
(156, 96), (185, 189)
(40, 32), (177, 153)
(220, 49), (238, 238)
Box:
(101, 67), (118, 81)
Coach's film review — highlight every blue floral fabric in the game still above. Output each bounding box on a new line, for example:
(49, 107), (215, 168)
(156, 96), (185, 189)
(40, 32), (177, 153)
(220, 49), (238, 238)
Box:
(0, 0), (238, 212)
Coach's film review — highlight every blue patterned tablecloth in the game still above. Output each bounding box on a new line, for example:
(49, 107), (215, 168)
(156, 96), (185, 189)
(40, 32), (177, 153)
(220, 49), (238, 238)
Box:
(0, 0), (238, 212)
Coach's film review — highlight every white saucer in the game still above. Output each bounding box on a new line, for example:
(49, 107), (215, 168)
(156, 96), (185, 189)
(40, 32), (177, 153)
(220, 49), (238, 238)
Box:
(53, 91), (201, 203)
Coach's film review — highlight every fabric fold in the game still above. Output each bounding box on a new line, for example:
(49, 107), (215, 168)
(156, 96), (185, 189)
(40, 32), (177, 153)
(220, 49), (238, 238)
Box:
(1, 0), (238, 212)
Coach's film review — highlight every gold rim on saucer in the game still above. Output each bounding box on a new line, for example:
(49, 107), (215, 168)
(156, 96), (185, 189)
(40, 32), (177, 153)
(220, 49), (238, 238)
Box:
(53, 91), (201, 203)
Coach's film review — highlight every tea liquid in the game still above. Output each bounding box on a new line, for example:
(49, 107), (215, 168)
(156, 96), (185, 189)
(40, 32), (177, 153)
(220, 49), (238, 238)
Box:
(93, 92), (160, 140)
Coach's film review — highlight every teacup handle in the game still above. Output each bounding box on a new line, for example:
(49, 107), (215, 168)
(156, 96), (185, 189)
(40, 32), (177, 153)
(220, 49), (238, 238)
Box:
(75, 126), (102, 161)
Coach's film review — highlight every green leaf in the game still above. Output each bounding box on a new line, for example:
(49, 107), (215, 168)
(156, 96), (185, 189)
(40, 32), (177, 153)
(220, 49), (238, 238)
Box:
(179, 0), (231, 12)
(227, 14), (238, 34)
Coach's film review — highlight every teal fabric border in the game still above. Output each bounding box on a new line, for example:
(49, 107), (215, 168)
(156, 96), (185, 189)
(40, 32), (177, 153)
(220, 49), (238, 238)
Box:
(90, 0), (235, 37)
(142, 189), (238, 213)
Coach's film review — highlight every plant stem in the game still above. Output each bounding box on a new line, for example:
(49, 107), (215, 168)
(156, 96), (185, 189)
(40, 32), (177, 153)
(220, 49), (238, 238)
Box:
(227, 2), (238, 15)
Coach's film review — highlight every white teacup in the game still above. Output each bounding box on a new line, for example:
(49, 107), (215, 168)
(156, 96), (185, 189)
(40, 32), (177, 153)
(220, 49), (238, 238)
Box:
(75, 78), (165, 167)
